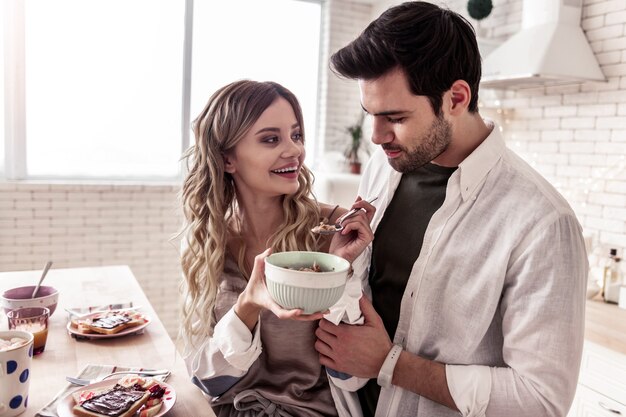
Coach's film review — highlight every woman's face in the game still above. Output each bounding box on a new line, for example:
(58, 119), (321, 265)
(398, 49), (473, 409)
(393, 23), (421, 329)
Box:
(224, 97), (305, 200)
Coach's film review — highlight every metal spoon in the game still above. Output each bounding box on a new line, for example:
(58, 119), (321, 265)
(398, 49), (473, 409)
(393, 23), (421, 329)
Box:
(31, 261), (53, 298)
(312, 197), (378, 235)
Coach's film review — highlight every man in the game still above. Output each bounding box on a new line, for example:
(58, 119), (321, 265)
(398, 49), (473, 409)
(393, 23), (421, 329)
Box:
(315, 2), (588, 417)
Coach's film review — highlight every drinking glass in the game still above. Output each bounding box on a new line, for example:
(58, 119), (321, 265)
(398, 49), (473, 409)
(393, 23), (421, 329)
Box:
(7, 307), (49, 355)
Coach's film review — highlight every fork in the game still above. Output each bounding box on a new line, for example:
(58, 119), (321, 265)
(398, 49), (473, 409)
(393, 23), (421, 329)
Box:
(66, 369), (170, 386)
(65, 306), (143, 320)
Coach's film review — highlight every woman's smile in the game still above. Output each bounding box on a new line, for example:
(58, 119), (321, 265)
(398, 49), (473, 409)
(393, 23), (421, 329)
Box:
(271, 164), (300, 179)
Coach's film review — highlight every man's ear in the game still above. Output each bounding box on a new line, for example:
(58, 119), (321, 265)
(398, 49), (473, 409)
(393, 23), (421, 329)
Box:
(446, 80), (471, 115)
(223, 153), (236, 174)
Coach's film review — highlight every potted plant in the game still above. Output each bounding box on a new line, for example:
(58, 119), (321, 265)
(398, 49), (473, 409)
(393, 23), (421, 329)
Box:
(344, 112), (368, 174)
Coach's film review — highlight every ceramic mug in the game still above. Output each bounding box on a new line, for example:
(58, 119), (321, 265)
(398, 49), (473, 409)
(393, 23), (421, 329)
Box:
(0, 330), (34, 417)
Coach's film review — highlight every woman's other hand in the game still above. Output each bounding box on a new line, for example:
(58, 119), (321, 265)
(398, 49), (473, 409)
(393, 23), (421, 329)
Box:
(234, 248), (325, 330)
(329, 197), (375, 263)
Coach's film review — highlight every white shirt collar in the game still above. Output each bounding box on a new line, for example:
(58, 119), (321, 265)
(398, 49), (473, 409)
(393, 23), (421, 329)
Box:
(457, 120), (505, 202)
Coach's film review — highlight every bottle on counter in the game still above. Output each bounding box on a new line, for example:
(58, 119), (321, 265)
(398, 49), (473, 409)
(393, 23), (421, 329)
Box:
(603, 248), (622, 304)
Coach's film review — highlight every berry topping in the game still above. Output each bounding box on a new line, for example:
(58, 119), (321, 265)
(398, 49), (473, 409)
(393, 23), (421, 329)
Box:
(148, 384), (166, 399)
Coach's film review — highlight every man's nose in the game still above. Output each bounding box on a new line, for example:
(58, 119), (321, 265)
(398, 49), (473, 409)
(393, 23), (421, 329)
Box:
(371, 118), (392, 145)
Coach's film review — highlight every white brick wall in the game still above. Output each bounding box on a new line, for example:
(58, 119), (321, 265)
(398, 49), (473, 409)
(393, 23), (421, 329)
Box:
(475, 0), (626, 253)
(0, 182), (183, 337)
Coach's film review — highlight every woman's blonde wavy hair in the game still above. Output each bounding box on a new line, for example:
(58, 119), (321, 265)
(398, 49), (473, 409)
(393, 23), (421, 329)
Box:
(179, 80), (321, 349)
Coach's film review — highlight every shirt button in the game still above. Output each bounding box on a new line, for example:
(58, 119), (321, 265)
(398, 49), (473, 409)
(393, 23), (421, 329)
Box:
(410, 291), (414, 297)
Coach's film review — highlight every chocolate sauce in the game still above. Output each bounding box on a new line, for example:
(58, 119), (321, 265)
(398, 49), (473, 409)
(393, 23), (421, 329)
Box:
(91, 314), (131, 330)
(80, 384), (146, 416)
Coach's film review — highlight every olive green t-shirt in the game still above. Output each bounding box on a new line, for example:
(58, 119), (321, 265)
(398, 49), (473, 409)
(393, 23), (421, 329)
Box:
(358, 162), (457, 417)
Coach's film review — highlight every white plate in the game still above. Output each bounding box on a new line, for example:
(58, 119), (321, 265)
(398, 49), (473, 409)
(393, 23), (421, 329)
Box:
(57, 378), (176, 417)
(66, 311), (151, 339)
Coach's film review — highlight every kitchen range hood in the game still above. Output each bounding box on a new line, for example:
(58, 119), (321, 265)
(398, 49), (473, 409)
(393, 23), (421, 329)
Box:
(481, 0), (606, 89)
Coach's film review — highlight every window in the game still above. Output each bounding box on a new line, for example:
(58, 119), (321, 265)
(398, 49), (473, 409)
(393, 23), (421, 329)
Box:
(191, 0), (321, 158)
(0, 3), (5, 175)
(3, 0), (322, 180)
(23, 0), (184, 179)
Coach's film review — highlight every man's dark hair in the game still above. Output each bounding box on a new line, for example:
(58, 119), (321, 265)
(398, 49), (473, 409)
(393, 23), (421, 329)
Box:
(330, 1), (481, 115)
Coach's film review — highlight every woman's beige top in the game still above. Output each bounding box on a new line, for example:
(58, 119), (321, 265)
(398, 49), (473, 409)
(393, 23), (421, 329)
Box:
(184, 254), (339, 417)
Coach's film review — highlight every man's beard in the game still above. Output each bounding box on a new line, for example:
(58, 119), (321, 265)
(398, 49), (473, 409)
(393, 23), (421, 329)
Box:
(383, 115), (452, 173)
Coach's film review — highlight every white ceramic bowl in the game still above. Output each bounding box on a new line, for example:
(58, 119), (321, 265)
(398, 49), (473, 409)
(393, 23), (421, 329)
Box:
(1, 286), (60, 316)
(265, 251), (350, 314)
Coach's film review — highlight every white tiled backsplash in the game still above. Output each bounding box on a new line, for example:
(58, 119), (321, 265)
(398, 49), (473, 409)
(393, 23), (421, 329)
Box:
(473, 0), (626, 254)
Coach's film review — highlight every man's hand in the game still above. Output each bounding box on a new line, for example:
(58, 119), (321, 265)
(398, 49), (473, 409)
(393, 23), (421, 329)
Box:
(315, 295), (393, 378)
(316, 295), (458, 411)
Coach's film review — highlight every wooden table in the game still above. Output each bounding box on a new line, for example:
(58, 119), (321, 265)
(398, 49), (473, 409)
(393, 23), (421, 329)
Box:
(0, 265), (216, 417)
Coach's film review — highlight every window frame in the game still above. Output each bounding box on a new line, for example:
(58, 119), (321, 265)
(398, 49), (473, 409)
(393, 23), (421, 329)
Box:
(2, 0), (323, 182)
(4, 0), (27, 179)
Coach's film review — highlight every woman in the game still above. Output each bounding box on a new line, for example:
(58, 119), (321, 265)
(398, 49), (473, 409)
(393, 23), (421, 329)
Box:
(179, 80), (374, 417)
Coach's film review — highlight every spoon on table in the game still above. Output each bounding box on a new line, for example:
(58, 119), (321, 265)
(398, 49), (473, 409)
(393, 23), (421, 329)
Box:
(312, 197), (378, 235)
(31, 261), (53, 298)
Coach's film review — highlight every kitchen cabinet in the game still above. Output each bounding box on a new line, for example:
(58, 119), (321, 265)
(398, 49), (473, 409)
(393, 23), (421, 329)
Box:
(568, 300), (626, 416)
